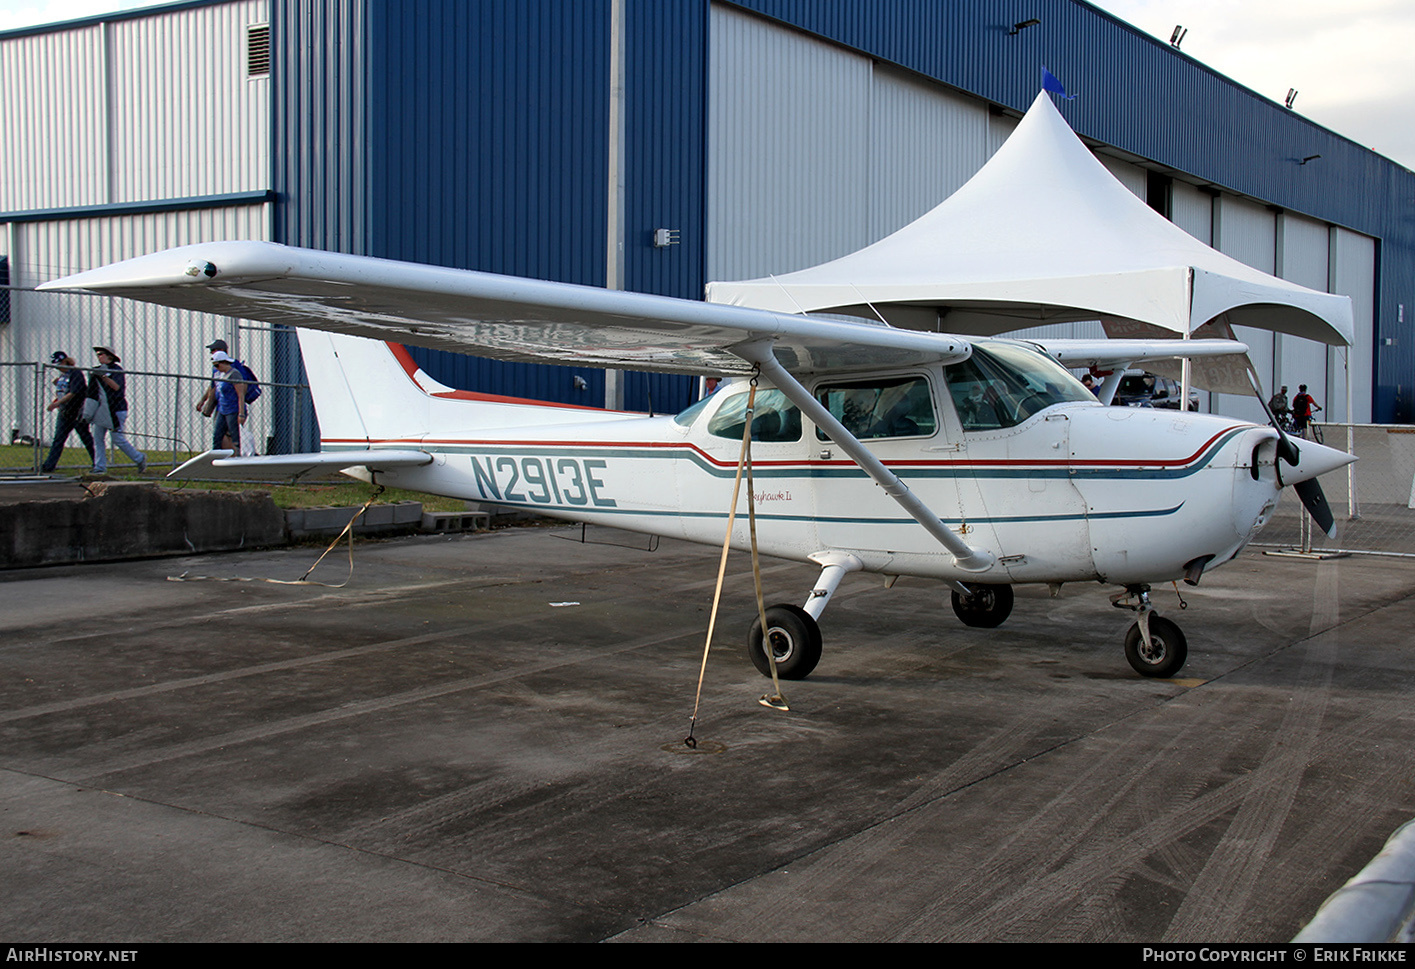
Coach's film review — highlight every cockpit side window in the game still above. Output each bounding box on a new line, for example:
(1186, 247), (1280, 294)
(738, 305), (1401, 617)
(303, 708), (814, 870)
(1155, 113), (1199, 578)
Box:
(706, 388), (802, 442)
(945, 342), (1094, 431)
(813, 375), (936, 441)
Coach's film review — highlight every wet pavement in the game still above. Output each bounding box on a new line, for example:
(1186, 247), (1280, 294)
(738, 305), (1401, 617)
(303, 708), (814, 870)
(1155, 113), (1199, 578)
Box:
(2, 525), (1413, 942)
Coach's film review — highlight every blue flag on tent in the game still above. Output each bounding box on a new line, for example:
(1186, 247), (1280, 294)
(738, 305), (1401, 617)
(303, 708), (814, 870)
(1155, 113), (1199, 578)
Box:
(1042, 66), (1078, 100)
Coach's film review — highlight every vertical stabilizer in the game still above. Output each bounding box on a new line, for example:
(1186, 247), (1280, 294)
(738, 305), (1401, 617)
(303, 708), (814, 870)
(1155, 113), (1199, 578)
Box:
(295, 331), (431, 448)
(295, 330), (637, 451)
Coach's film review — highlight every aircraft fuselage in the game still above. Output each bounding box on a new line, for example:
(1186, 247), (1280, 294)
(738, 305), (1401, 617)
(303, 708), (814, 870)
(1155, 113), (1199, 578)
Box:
(338, 363), (1282, 589)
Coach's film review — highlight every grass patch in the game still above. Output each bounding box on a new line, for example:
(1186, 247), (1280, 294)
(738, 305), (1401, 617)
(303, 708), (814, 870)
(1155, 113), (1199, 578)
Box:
(162, 479), (469, 512)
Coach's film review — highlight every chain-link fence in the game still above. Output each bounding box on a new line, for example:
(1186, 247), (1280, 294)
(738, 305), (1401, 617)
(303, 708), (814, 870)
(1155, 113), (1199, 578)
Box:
(1, 281), (316, 475)
(0, 358), (315, 476)
(1254, 422), (1415, 557)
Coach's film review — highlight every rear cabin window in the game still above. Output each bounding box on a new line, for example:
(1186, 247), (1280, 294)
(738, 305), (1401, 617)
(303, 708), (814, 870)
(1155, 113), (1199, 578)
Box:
(813, 376), (936, 441)
(706, 388), (802, 442)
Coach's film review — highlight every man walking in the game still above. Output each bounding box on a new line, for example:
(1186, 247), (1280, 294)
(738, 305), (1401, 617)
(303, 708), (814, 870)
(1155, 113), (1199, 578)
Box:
(40, 351), (95, 473)
(208, 351), (249, 452)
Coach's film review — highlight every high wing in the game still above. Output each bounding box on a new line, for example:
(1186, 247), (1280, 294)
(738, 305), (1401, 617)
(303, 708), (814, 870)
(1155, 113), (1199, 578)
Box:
(41, 241), (974, 376)
(42, 242), (1251, 376)
(170, 449), (433, 483)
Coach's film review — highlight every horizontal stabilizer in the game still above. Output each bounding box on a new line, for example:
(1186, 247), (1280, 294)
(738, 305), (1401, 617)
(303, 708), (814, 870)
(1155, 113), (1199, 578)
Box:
(168, 449), (433, 483)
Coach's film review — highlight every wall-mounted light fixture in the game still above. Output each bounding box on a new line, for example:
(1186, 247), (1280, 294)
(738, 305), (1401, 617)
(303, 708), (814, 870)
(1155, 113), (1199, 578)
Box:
(1299, 154), (1322, 166)
(1008, 18), (1040, 36)
(1285, 88), (1299, 109)
(1169, 25), (1187, 48)
(653, 228), (680, 248)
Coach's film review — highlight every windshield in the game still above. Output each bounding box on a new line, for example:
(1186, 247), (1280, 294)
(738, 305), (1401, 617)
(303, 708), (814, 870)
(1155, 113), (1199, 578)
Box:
(673, 390), (719, 427)
(944, 341), (1095, 431)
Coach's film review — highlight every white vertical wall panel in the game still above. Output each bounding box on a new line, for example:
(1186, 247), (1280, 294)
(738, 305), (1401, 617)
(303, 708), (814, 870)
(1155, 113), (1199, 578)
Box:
(1170, 182), (1212, 245)
(1214, 195), (1276, 275)
(1331, 227), (1376, 425)
(108, 0), (269, 202)
(986, 111), (1018, 158)
(709, 4), (872, 281)
(0, 0), (268, 212)
(1211, 196), (1276, 422)
(0, 26), (108, 209)
(1274, 212), (1331, 413)
(867, 66), (987, 243)
(1099, 156), (1146, 200)
(1168, 183), (1214, 410)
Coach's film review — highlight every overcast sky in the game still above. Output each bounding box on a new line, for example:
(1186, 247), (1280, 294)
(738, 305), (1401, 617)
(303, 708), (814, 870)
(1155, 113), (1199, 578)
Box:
(3, 0), (1411, 171)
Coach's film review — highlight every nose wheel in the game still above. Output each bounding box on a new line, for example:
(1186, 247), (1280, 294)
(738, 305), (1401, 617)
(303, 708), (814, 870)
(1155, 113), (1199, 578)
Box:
(1123, 615), (1187, 677)
(1113, 585), (1189, 678)
(746, 604), (823, 680)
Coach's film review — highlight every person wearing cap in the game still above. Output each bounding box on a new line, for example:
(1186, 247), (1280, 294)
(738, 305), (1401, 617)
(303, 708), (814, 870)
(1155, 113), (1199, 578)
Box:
(40, 351), (95, 473)
(195, 339), (228, 419)
(88, 346), (146, 474)
(208, 350), (249, 451)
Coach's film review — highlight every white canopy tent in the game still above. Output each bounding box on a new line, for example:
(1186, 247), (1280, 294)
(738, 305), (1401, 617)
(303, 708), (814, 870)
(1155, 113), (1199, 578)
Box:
(706, 92), (1354, 362)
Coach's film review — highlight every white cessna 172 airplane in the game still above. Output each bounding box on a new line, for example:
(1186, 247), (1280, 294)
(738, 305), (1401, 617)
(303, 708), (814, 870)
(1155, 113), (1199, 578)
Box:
(45, 241), (1355, 681)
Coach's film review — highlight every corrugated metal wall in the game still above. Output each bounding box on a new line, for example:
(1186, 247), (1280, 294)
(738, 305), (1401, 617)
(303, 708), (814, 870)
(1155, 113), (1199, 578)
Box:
(1332, 229), (1377, 423)
(709, 4), (873, 281)
(0, 1), (275, 445)
(0, 0), (269, 211)
(272, 0), (699, 413)
(868, 67), (988, 244)
(709, 4), (998, 283)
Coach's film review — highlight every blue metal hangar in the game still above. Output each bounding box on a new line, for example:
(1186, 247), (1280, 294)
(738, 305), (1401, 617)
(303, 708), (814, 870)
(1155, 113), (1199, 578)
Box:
(1, 0), (1411, 435)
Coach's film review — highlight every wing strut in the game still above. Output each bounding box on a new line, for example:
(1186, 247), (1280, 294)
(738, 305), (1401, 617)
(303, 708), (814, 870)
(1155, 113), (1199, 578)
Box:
(736, 342), (995, 573)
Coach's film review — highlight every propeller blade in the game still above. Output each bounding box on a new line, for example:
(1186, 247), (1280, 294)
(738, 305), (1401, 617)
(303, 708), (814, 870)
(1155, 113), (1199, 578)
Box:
(1295, 479), (1337, 538)
(1245, 366), (1301, 466)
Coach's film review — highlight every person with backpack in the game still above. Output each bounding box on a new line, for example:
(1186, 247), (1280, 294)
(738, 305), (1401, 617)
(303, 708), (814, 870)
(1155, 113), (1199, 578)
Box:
(196, 339), (261, 454)
(1292, 384), (1322, 438)
(207, 351), (250, 452)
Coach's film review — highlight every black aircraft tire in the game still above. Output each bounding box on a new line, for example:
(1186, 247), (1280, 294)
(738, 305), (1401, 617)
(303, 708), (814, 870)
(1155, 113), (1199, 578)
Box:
(747, 604), (823, 680)
(1124, 616), (1188, 678)
(950, 584), (1015, 628)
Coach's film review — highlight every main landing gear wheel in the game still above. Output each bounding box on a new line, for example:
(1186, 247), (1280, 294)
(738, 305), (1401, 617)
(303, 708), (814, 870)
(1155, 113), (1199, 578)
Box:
(1124, 615), (1188, 678)
(951, 584), (1015, 628)
(747, 604), (823, 680)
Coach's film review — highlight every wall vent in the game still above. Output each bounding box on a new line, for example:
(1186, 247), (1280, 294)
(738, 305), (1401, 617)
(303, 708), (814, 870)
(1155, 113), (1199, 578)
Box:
(247, 24), (270, 78)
